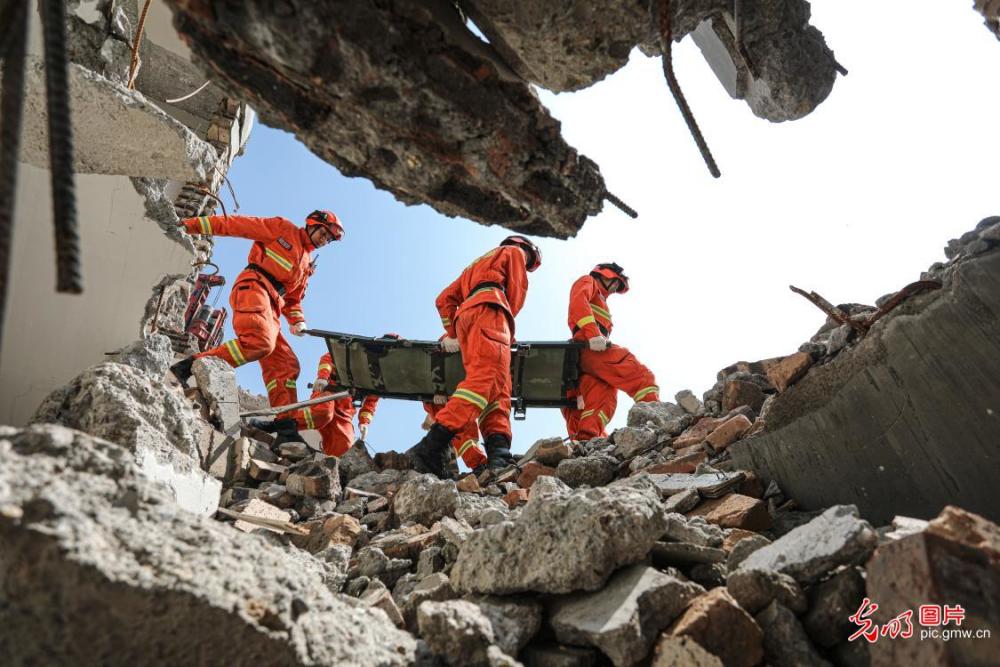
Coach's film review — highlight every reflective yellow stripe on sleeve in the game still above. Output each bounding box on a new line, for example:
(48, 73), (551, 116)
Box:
(576, 315), (597, 329)
(590, 303), (612, 320)
(265, 379), (278, 392)
(633, 386), (659, 402)
(198, 216), (212, 235)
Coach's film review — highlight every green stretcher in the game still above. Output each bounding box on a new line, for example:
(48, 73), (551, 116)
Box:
(306, 330), (584, 420)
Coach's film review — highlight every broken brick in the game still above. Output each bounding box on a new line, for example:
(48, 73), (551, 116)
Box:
(291, 513), (363, 552)
(517, 461), (557, 489)
(286, 457), (341, 499)
(704, 415), (753, 453)
(645, 447), (708, 474)
(688, 494), (772, 532)
(456, 474), (481, 494)
(722, 380), (765, 413)
(503, 488), (529, 508)
(672, 417), (724, 448)
(248, 459), (287, 482)
(232, 498), (292, 534)
(766, 352), (813, 392)
(667, 588), (764, 667)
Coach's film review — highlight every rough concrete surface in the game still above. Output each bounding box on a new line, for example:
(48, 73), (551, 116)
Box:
(0, 425), (417, 666)
(166, 0), (606, 238)
(733, 248), (1000, 524)
(19, 57), (217, 181)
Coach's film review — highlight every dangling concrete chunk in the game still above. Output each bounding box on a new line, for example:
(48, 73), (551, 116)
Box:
(0, 425), (417, 665)
(451, 484), (667, 594)
(548, 564), (704, 667)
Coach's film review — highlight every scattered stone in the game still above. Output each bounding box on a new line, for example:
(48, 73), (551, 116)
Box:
(533, 438), (574, 466)
(468, 595), (544, 657)
(0, 425), (417, 665)
(704, 415), (753, 453)
(480, 508), (508, 527)
(231, 498), (292, 533)
(336, 496), (367, 518)
(397, 572), (456, 630)
(673, 417), (724, 448)
(727, 534), (772, 572)
(285, 457), (341, 499)
(613, 426), (658, 459)
(438, 516), (474, 547)
(360, 580), (406, 627)
(688, 494), (772, 532)
(455, 494), (509, 527)
(645, 447), (706, 474)
(394, 474), (459, 525)
(108, 334), (173, 378)
(278, 441), (311, 461)
(740, 505), (878, 584)
(557, 454), (617, 488)
(375, 450), (414, 471)
(663, 488), (701, 514)
(517, 461), (557, 489)
(249, 458), (286, 482)
(802, 566), (866, 648)
(766, 352), (813, 393)
(349, 469), (420, 496)
(878, 515), (929, 542)
(353, 546), (412, 588)
(626, 402), (691, 435)
(667, 588), (764, 667)
(727, 568), (807, 614)
(416, 546), (446, 578)
(675, 389), (703, 415)
(721, 529), (758, 552)
(652, 542), (727, 567)
(417, 600), (497, 667)
(688, 563), (727, 590)
(650, 635), (723, 667)
(291, 513), (363, 553)
(528, 475), (571, 503)
(926, 504), (1000, 563)
(504, 488), (530, 508)
(627, 472), (745, 498)
(755, 601), (832, 667)
(663, 514), (724, 547)
(457, 474), (481, 493)
(549, 564), (703, 667)
(452, 484), (667, 594)
(339, 440), (378, 486)
(722, 379), (765, 413)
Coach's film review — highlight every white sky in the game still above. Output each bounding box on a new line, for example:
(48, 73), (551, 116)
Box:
(522, 0), (1000, 424)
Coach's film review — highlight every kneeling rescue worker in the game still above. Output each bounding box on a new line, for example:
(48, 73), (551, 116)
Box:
(407, 235), (542, 478)
(170, 210), (344, 409)
(563, 262), (659, 441)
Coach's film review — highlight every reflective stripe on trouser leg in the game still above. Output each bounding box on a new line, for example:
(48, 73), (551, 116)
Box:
(455, 438), (488, 469)
(579, 344), (658, 405)
(575, 373), (617, 441)
(259, 330), (300, 408)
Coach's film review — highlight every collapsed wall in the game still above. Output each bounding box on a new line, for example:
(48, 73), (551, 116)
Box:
(731, 219), (1000, 525)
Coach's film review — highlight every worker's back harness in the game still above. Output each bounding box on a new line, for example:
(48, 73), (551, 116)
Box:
(245, 263), (286, 297)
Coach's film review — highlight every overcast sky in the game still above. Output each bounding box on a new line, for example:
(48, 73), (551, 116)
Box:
(219, 1), (999, 458)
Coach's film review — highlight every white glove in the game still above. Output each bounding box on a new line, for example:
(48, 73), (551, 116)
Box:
(432, 394), (448, 406)
(314, 378), (328, 392)
(588, 335), (608, 352)
(576, 395), (585, 410)
(359, 424), (369, 441)
(441, 337), (460, 353)
(291, 321), (308, 337)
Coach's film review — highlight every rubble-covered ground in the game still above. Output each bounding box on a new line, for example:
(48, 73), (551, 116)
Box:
(3, 219), (998, 665)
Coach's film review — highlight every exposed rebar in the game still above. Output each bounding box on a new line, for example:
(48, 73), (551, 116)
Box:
(127, 0), (153, 90)
(604, 191), (639, 219)
(0, 0), (30, 356)
(657, 0), (722, 178)
(40, 0), (83, 294)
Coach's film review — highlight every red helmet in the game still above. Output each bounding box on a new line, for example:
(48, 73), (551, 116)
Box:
(590, 262), (629, 293)
(500, 235), (542, 272)
(305, 210), (344, 240)
(380, 332), (401, 340)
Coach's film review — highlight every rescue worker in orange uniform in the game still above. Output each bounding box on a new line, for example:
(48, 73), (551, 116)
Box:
(407, 235), (541, 478)
(563, 263), (659, 441)
(169, 211), (344, 406)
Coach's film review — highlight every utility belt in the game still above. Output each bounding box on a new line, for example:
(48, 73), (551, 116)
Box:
(573, 322), (610, 337)
(245, 263), (286, 297)
(465, 281), (505, 301)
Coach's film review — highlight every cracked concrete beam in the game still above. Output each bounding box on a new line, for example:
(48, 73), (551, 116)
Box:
(17, 57), (218, 181)
(164, 0), (606, 238)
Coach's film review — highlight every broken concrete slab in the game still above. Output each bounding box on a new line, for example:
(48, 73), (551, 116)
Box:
(353, 546), (413, 589)
(726, 568), (807, 615)
(417, 600), (501, 666)
(624, 471), (745, 498)
(651, 542), (726, 568)
(395, 474), (460, 526)
(675, 390), (704, 416)
(397, 572), (457, 630)
(731, 248), (1000, 525)
(627, 401), (691, 435)
(802, 566), (866, 648)
(557, 454), (617, 488)
(549, 564), (703, 667)
(667, 588), (764, 667)
(191, 357), (240, 432)
(32, 361), (220, 515)
(451, 484), (667, 594)
(286, 457), (341, 499)
(167, 0), (605, 238)
(0, 425), (416, 665)
(613, 425), (659, 460)
(727, 534), (771, 572)
(740, 505), (878, 584)
(349, 469), (421, 497)
(232, 498), (292, 534)
(663, 513), (724, 547)
(766, 352), (813, 393)
(20, 57), (217, 181)
(755, 601), (832, 667)
(455, 493), (509, 527)
(468, 595), (544, 657)
(109, 333), (174, 378)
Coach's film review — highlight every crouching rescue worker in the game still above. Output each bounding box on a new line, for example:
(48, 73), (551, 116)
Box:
(407, 235), (542, 478)
(169, 211), (344, 410)
(562, 262), (659, 441)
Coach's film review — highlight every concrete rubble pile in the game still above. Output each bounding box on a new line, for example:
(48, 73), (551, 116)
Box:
(4, 218), (997, 664)
(163, 0), (841, 237)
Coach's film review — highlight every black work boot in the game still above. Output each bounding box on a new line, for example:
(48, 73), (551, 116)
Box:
(169, 356), (196, 384)
(247, 418), (305, 446)
(406, 423), (454, 479)
(483, 433), (516, 470)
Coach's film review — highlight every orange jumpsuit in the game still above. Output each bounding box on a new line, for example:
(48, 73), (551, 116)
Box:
(563, 274), (659, 440)
(432, 245), (528, 441)
(182, 215), (314, 408)
(284, 353), (380, 457)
